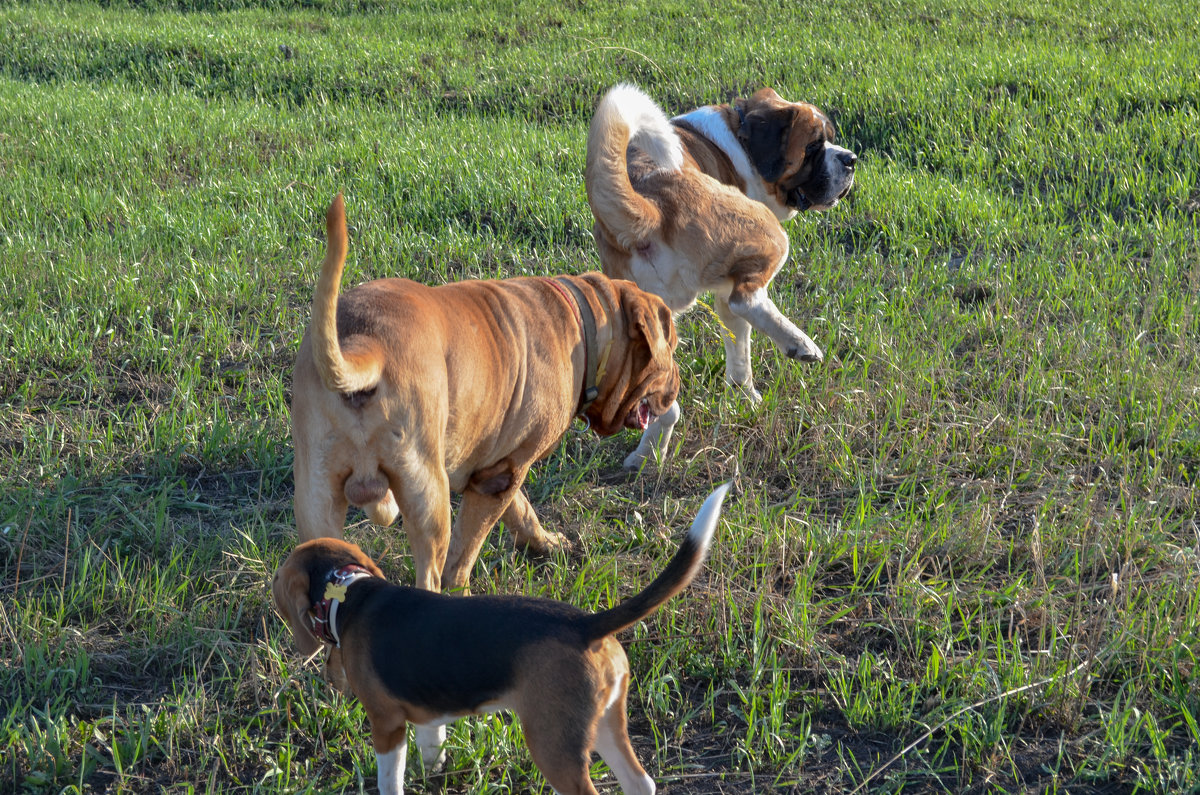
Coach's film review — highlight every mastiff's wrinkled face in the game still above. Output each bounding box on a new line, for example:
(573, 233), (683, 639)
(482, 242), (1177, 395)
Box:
(736, 88), (857, 217)
(582, 280), (680, 438)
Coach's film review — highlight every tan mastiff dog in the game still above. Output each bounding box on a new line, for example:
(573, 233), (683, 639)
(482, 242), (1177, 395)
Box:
(586, 84), (856, 469)
(292, 195), (680, 596)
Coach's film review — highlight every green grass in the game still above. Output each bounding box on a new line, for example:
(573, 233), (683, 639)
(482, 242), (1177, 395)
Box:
(2, 0), (1199, 792)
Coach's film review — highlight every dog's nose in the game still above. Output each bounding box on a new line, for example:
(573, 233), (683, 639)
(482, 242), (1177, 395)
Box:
(839, 151), (857, 170)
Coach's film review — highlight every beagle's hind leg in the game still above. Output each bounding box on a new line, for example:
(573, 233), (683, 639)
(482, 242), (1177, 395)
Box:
(592, 674), (655, 795)
(520, 717), (599, 795)
(515, 655), (606, 795)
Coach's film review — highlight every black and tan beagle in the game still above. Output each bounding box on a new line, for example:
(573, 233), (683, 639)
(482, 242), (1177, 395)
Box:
(272, 483), (730, 795)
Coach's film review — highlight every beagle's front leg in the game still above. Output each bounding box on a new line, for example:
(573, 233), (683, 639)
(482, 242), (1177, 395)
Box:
(376, 738), (407, 795)
(372, 718), (409, 795)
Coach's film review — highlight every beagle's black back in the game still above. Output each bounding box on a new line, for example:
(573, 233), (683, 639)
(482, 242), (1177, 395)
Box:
(323, 482), (726, 714)
(341, 581), (589, 713)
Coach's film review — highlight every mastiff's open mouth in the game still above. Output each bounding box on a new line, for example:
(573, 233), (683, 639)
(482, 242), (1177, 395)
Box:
(624, 399), (653, 430)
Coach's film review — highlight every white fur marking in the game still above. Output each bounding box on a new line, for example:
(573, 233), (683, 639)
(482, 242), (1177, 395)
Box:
(623, 400), (680, 470)
(420, 702), (505, 728)
(730, 287), (823, 361)
(608, 84), (683, 171)
(603, 671), (625, 714)
(811, 141), (856, 210)
(376, 743), (407, 795)
(593, 678), (657, 795)
(415, 723), (447, 769)
(713, 296), (754, 390)
(626, 246), (707, 313)
(688, 482), (730, 557)
(672, 106), (770, 206)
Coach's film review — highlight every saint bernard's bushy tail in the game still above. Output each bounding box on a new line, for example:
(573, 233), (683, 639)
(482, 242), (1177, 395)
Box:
(585, 84), (684, 250)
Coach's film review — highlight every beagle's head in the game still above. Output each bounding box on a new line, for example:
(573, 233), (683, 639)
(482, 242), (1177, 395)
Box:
(271, 537), (385, 656)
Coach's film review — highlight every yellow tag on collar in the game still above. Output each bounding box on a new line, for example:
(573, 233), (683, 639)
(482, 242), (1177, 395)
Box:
(595, 339), (614, 385)
(324, 582), (349, 601)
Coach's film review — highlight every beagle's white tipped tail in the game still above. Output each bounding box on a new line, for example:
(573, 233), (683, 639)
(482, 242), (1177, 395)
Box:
(685, 480), (731, 560)
(583, 482), (731, 641)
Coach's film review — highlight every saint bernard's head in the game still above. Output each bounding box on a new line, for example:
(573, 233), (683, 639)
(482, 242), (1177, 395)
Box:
(735, 88), (856, 219)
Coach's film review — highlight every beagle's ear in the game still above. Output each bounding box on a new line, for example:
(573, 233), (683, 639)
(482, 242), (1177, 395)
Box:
(346, 542), (386, 579)
(737, 103), (795, 183)
(271, 559), (322, 657)
(324, 646), (351, 694)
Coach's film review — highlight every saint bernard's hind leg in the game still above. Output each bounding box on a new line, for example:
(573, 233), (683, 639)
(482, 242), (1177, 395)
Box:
(727, 284), (823, 364)
(724, 228), (823, 368)
(725, 242), (824, 371)
(713, 293), (763, 404)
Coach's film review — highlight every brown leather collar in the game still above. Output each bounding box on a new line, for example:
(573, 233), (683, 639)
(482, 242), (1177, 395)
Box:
(544, 277), (602, 415)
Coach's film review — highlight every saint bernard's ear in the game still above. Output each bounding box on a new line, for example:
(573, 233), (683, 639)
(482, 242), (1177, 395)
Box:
(738, 103), (796, 183)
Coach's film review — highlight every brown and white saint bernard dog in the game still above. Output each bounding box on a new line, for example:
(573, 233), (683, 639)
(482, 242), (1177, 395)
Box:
(585, 84), (856, 469)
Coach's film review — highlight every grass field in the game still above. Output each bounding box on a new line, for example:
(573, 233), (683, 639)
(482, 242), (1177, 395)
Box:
(2, 0), (1199, 792)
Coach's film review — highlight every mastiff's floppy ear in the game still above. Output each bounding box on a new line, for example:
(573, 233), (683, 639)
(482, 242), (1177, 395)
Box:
(580, 280), (680, 436)
(614, 286), (679, 419)
(737, 96), (797, 183)
(627, 291), (678, 370)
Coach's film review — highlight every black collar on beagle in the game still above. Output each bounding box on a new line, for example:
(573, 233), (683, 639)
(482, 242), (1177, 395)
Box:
(309, 563), (374, 647)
